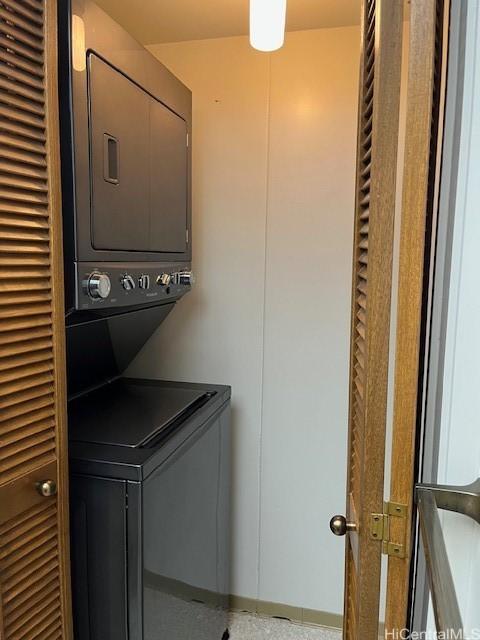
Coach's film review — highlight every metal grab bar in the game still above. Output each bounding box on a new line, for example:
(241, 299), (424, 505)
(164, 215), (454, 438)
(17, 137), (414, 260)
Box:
(415, 478), (480, 637)
(416, 478), (480, 524)
(416, 490), (463, 634)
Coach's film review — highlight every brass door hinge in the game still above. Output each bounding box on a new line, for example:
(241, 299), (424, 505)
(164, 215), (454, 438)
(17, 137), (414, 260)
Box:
(370, 501), (407, 558)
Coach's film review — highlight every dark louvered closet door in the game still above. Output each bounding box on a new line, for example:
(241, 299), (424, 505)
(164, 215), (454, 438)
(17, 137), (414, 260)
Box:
(0, 0), (71, 638)
(337, 1), (403, 638)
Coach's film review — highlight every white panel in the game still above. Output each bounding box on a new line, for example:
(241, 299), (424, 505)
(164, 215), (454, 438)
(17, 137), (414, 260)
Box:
(129, 37), (271, 598)
(257, 28), (358, 613)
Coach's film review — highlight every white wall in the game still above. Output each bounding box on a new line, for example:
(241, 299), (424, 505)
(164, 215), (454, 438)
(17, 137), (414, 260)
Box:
(258, 30), (357, 613)
(427, 3), (480, 634)
(128, 27), (359, 614)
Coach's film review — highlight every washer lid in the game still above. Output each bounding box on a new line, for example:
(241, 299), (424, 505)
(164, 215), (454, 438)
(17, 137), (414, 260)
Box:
(68, 379), (209, 448)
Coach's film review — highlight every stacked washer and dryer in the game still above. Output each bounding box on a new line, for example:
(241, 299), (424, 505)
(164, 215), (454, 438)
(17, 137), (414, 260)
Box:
(58, 2), (231, 639)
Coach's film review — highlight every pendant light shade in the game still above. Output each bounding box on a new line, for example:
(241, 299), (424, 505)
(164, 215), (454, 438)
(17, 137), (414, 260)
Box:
(250, 0), (287, 52)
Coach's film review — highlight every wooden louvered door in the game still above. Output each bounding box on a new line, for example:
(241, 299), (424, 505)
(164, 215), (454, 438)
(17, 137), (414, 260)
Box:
(0, 0), (72, 639)
(330, 1), (403, 639)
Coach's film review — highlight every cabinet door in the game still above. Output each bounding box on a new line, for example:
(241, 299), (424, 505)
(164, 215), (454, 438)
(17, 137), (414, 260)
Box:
(89, 54), (150, 251)
(149, 99), (188, 253)
(0, 0), (72, 637)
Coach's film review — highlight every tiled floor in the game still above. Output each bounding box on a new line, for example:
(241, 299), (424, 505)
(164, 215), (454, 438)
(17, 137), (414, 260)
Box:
(143, 587), (341, 640)
(229, 611), (342, 640)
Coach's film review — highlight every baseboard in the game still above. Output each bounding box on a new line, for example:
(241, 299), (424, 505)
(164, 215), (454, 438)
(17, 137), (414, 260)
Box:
(144, 570), (228, 609)
(229, 595), (343, 630)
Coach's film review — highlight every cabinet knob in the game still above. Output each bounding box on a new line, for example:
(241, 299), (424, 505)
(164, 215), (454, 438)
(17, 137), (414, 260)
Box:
(36, 479), (57, 498)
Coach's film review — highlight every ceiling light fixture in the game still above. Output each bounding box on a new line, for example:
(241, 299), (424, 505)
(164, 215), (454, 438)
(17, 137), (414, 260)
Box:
(250, 0), (287, 52)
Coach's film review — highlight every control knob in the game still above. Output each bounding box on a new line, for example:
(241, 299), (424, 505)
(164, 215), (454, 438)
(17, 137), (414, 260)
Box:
(138, 274), (150, 290)
(121, 274), (135, 291)
(177, 271), (195, 286)
(157, 273), (172, 287)
(87, 272), (111, 300)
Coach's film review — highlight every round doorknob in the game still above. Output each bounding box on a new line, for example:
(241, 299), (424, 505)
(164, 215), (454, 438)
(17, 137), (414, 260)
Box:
(329, 515), (356, 536)
(36, 479), (57, 498)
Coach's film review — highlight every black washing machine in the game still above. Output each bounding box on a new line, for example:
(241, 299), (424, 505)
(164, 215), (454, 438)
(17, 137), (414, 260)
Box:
(68, 378), (231, 640)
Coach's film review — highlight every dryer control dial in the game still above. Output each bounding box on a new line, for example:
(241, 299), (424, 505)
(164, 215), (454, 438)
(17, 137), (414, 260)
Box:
(157, 273), (172, 287)
(87, 272), (111, 300)
(177, 271), (195, 286)
(139, 274), (150, 290)
(121, 274), (135, 291)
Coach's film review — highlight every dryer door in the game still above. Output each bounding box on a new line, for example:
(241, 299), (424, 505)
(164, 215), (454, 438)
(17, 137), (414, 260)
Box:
(88, 54), (150, 251)
(149, 97), (188, 253)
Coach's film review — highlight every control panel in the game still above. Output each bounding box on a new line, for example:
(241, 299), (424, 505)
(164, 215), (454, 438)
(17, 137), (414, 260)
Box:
(76, 263), (194, 311)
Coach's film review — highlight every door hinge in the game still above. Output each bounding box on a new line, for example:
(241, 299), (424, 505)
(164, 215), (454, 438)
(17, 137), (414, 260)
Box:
(370, 501), (407, 558)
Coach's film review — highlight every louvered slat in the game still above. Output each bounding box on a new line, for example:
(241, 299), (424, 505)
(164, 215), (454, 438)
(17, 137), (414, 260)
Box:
(0, 131), (45, 156)
(5, 576), (58, 628)
(0, 502), (60, 640)
(6, 586), (59, 637)
(0, 186), (48, 205)
(3, 571), (58, 622)
(349, 0), (375, 506)
(0, 4), (44, 38)
(0, 405), (54, 436)
(0, 79), (45, 115)
(0, 217), (49, 235)
(1, 394), (54, 427)
(12, 600), (60, 639)
(344, 1), (377, 637)
(0, 346), (53, 371)
(2, 300), (51, 318)
(1, 0), (43, 27)
(0, 16), (43, 52)
(29, 613), (62, 640)
(0, 279), (50, 297)
(0, 116), (46, 142)
(0, 380), (53, 409)
(0, 103), (45, 130)
(0, 229), (49, 248)
(0, 146), (47, 169)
